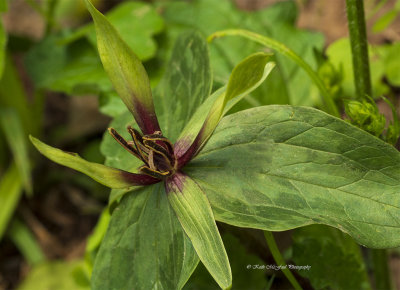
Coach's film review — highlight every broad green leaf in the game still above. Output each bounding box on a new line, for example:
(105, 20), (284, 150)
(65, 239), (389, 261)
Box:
(166, 172), (231, 289)
(7, 218), (45, 266)
(292, 225), (371, 290)
(175, 53), (275, 165)
(30, 136), (157, 188)
(85, 0), (160, 135)
(0, 108), (32, 195)
(64, 1), (163, 61)
(0, 163), (23, 240)
(0, 19), (7, 78)
(186, 105), (400, 248)
(18, 261), (89, 290)
(92, 183), (199, 290)
(154, 31), (212, 142)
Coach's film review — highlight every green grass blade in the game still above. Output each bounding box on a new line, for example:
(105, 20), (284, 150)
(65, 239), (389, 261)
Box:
(0, 163), (23, 240)
(7, 218), (45, 266)
(0, 108), (33, 195)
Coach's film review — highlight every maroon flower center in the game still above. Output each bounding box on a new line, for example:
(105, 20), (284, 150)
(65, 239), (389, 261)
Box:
(109, 127), (177, 180)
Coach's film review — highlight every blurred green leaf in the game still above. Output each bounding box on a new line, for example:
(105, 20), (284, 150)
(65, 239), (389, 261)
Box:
(157, 0), (324, 108)
(25, 37), (111, 95)
(18, 261), (89, 290)
(372, 0), (400, 33)
(7, 218), (45, 266)
(382, 42), (400, 86)
(0, 54), (37, 135)
(0, 108), (32, 195)
(326, 38), (388, 98)
(98, 91), (126, 117)
(73, 208), (111, 288)
(64, 1), (163, 60)
(184, 234), (269, 289)
(92, 183), (199, 290)
(0, 20), (7, 78)
(27, 1), (163, 96)
(0, 0), (7, 12)
(0, 163), (23, 240)
(24, 35), (67, 88)
(292, 225), (371, 290)
(373, 10), (398, 33)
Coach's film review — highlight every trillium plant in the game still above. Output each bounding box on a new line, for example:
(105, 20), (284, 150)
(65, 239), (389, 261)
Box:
(30, 1), (400, 289)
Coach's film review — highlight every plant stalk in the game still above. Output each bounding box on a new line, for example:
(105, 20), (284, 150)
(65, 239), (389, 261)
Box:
(345, 0), (372, 98)
(264, 231), (302, 290)
(345, 1), (392, 289)
(371, 249), (392, 290)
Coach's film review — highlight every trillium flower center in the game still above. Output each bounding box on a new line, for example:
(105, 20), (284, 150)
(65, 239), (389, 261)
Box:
(109, 127), (177, 180)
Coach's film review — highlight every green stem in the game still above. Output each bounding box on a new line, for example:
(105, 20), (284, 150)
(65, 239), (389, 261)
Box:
(371, 249), (392, 290)
(208, 29), (340, 117)
(345, 1), (391, 288)
(345, 0), (372, 98)
(263, 231), (302, 290)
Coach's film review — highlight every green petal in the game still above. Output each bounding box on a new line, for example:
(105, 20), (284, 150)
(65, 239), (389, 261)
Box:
(187, 105), (400, 248)
(177, 52), (275, 167)
(30, 136), (159, 188)
(166, 172), (232, 289)
(85, 0), (160, 134)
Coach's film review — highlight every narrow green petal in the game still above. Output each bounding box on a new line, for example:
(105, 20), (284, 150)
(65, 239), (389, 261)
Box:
(30, 136), (159, 188)
(85, 0), (160, 135)
(177, 53), (275, 167)
(166, 172), (232, 289)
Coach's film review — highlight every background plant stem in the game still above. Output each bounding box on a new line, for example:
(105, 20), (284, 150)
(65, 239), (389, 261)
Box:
(345, 0), (372, 98)
(345, 0), (392, 289)
(263, 231), (302, 290)
(371, 249), (392, 290)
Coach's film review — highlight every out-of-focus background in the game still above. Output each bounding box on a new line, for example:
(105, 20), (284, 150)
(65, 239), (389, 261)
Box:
(1, 0), (400, 289)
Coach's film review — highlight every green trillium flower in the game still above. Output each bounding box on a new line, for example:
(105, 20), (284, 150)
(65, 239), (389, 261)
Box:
(30, 1), (400, 289)
(30, 1), (275, 288)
